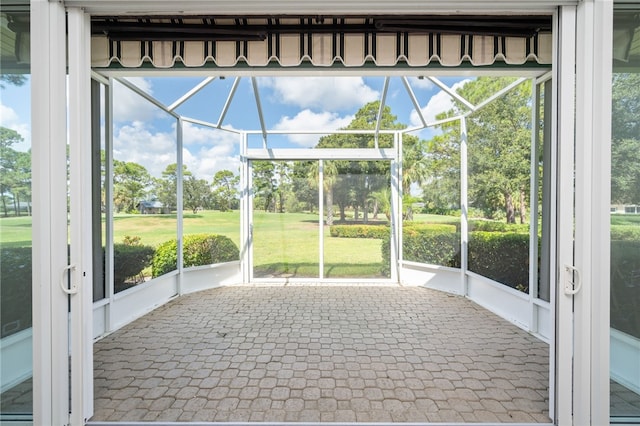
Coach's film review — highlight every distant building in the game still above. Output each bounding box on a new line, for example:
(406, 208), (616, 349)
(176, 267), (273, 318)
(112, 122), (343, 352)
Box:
(137, 200), (165, 214)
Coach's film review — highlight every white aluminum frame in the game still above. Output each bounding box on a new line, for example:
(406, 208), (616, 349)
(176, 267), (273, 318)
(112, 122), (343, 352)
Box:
(554, 6), (576, 425)
(68, 8), (94, 424)
(574, 0), (613, 424)
(245, 146), (399, 284)
(26, 1), (611, 425)
(31, 1), (70, 425)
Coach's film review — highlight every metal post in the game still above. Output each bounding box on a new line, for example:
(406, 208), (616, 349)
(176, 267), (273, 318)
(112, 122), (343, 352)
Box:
(460, 117), (469, 296)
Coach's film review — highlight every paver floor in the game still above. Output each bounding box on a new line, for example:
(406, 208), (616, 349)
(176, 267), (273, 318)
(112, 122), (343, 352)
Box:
(91, 285), (550, 423)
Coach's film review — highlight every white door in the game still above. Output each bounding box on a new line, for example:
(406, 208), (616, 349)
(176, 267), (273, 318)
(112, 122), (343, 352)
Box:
(67, 7), (95, 426)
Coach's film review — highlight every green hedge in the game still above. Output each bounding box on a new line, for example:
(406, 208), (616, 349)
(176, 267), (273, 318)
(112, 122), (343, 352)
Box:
(468, 231), (530, 291)
(0, 247), (32, 338)
(468, 220), (529, 234)
(112, 243), (155, 291)
(330, 224), (390, 239)
(402, 228), (461, 268)
(403, 222), (458, 233)
(611, 240), (640, 338)
(390, 227), (531, 291)
(152, 234), (239, 277)
(611, 225), (640, 241)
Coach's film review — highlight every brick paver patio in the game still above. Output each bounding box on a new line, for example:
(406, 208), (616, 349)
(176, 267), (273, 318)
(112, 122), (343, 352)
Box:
(91, 285), (550, 423)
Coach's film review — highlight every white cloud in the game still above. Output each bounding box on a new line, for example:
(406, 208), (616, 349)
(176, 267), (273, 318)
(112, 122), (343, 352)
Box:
(0, 103), (31, 151)
(113, 120), (240, 183)
(182, 122), (240, 181)
(261, 77), (379, 111)
(410, 79), (472, 128)
(112, 77), (162, 123)
(273, 109), (354, 147)
(407, 76), (434, 90)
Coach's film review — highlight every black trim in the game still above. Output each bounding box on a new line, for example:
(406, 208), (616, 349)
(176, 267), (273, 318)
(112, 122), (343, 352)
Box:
(403, 32), (409, 58)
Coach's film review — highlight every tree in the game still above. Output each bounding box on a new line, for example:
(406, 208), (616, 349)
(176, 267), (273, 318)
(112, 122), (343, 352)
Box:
(211, 169), (239, 212)
(113, 160), (153, 213)
(252, 161), (277, 212)
(314, 101), (409, 223)
(0, 75), (27, 89)
(183, 175), (212, 214)
(611, 73), (640, 205)
(155, 163), (191, 213)
(425, 77), (533, 223)
(0, 127), (29, 217)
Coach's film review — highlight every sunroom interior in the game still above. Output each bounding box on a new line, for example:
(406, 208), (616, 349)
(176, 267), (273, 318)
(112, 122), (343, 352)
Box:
(69, 14), (558, 424)
(9, 8), (629, 424)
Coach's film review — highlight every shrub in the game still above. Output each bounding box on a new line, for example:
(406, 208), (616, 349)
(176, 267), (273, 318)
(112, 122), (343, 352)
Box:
(152, 239), (178, 277)
(611, 240), (640, 338)
(611, 225), (640, 241)
(403, 229), (461, 267)
(468, 220), (529, 234)
(391, 226), (532, 292)
(382, 228), (461, 275)
(112, 243), (155, 290)
(0, 247), (32, 338)
(330, 224), (390, 239)
(468, 231), (530, 291)
(403, 222), (458, 233)
(152, 234), (239, 277)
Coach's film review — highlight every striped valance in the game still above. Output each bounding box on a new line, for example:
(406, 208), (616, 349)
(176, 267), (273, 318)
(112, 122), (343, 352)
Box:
(91, 17), (553, 69)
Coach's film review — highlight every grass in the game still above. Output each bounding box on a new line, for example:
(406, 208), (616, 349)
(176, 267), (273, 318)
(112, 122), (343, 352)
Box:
(0, 210), (391, 278)
(611, 214), (640, 226)
(252, 211), (386, 278)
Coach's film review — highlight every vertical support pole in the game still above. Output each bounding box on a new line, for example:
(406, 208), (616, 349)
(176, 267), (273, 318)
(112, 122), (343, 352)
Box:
(530, 78), (541, 333)
(394, 132), (402, 283)
(31, 0), (68, 424)
(176, 118), (184, 295)
(575, 1), (613, 424)
(556, 6), (577, 425)
(319, 160), (324, 280)
(540, 78), (553, 305)
(106, 79), (114, 331)
(91, 80), (104, 302)
(460, 117), (469, 296)
(68, 7), (93, 425)
(240, 132), (250, 283)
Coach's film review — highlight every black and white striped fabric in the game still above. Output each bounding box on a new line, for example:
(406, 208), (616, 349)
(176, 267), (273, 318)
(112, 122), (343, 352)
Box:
(91, 17), (552, 68)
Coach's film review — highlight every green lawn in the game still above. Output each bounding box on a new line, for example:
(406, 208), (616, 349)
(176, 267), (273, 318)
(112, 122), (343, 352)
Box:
(1, 210), (389, 278)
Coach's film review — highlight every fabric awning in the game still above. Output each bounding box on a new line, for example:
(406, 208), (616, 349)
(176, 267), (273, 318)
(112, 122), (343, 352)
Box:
(91, 16), (553, 68)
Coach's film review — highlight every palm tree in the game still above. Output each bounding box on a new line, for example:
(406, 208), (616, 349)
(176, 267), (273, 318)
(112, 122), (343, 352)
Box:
(307, 160), (339, 225)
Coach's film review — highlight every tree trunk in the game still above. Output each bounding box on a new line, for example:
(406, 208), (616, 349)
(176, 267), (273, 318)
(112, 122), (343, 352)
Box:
(505, 192), (516, 224)
(339, 203), (346, 222)
(519, 189), (526, 224)
(13, 194), (19, 217)
(372, 200), (379, 219)
(278, 191), (285, 213)
(2, 194), (8, 217)
(363, 201), (369, 223)
(325, 188), (334, 226)
(405, 206), (414, 221)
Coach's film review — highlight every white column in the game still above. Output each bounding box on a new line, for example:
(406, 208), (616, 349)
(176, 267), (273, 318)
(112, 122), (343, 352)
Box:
(68, 7), (94, 425)
(529, 78), (540, 333)
(319, 160), (324, 279)
(460, 117), (468, 296)
(31, 1), (69, 424)
(575, 0), (613, 424)
(177, 118), (184, 295)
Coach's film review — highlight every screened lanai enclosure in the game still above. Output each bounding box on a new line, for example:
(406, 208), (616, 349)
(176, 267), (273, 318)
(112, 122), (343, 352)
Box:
(2, 4), (635, 425)
(81, 19), (558, 421)
(90, 71), (554, 319)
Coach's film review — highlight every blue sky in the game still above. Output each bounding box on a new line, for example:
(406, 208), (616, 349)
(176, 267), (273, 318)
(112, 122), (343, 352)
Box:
(0, 75), (471, 183)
